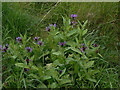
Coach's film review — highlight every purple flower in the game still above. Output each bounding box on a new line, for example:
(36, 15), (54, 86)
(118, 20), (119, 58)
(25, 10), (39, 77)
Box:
(93, 43), (98, 47)
(16, 37), (22, 43)
(46, 24), (56, 32)
(59, 70), (62, 74)
(79, 43), (87, 53)
(26, 57), (31, 65)
(96, 50), (99, 53)
(71, 14), (77, 19)
(24, 68), (29, 72)
(2, 44), (9, 53)
(37, 41), (43, 46)
(33, 37), (39, 42)
(81, 43), (85, 46)
(25, 47), (32, 52)
(46, 26), (51, 32)
(0, 45), (2, 50)
(59, 41), (66, 47)
(70, 21), (77, 27)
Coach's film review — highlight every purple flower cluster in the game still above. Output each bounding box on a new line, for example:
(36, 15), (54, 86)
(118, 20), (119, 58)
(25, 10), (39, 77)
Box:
(24, 68), (29, 72)
(59, 41), (66, 47)
(71, 14), (77, 19)
(2, 44), (9, 53)
(16, 37), (22, 43)
(93, 43), (99, 53)
(0, 45), (2, 50)
(25, 47), (32, 52)
(37, 41), (43, 46)
(26, 57), (31, 65)
(79, 43), (87, 53)
(70, 14), (77, 28)
(59, 70), (62, 74)
(33, 37), (39, 42)
(46, 24), (56, 32)
(93, 43), (98, 47)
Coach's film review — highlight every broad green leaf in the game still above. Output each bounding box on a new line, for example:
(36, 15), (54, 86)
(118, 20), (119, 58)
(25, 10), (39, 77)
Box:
(70, 47), (82, 55)
(66, 41), (76, 47)
(28, 74), (39, 79)
(50, 82), (58, 88)
(67, 29), (77, 37)
(53, 60), (63, 67)
(84, 61), (94, 69)
(42, 76), (51, 80)
(59, 79), (72, 85)
(38, 51), (50, 59)
(31, 66), (39, 71)
(87, 77), (96, 82)
(82, 29), (88, 36)
(52, 51), (61, 56)
(15, 63), (29, 68)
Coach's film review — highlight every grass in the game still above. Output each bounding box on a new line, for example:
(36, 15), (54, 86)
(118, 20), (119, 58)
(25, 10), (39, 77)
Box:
(2, 2), (119, 88)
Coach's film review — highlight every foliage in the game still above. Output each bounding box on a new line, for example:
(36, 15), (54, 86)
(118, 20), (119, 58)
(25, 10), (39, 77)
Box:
(2, 15), (119, 88)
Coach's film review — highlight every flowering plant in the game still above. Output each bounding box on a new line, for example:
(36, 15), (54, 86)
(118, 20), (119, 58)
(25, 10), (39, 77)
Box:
(2, 15), (116, 88)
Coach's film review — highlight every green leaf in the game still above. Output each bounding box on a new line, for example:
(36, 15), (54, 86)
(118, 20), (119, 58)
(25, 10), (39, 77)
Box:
(38, 51), (50, 59)
(70, 47), (82, 55)
(52, 51), (61, 56)
(60, 68), (66, 77)
(66, 41), (76, 47)
(28, 74), (39, 79)
(87, 77), (96, 82)
(59, 79), (72, 85)
(84, 61), (94, 69)
(67, 29), (77, 37)
(82, 29), (88, 36)
(15, 63), (29, 68)
(42, 76), (51, 80)
(31, 66), (39, 71)
(53, 60), (63, 67)
(50, 82), (58, 88)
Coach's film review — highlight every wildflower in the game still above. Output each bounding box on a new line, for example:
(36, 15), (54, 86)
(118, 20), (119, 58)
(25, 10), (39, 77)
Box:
(33, 37), (39, 42)
(59, 70), (62, 74)
(0, 45), (2, 50)
(70, 21), (77, 28)
(93, 43), (98, 47)
(24, 68), (29, 72)
(71, 14), (77, 19)
(81, 43), (85, 46)
(2, 44), (9, 53)
(46, 24), (56, 32)
(16, 37), (22, 43)
(96, 50), (99, 53)
(79, 43), (87, 53)
(26, 57), (31, 65)
(25, 47), (32, 52)
(59, 41), (66, 47)
(37, 41), (43, 46)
